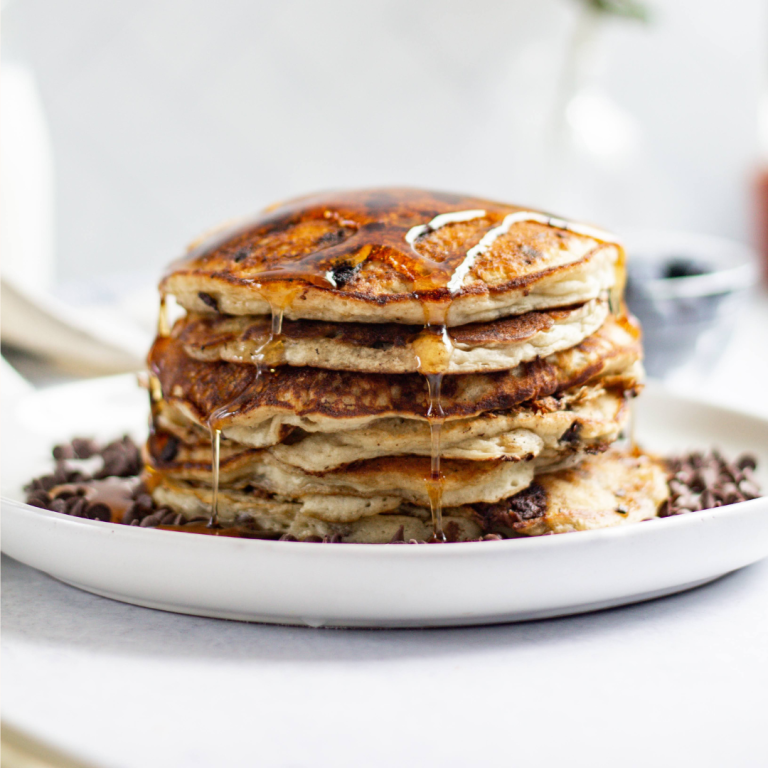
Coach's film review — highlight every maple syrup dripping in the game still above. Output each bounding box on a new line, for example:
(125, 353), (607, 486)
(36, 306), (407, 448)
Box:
(207, 427), (222, 528)
(425, 372), (447, 541)
(158, 292), (171, 337)
(203, 290), (296, 527)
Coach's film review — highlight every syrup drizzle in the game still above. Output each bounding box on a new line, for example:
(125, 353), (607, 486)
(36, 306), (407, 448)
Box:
(202, 290), (295, 527)
(158, 292), (171, 337)
(208, 427), (222, 527)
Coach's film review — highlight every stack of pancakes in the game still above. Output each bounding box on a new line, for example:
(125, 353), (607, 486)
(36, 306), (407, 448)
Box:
(145, 188), (668, 542)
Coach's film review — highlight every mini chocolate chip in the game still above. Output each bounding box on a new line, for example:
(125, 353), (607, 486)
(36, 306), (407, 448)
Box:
(233, 248), (250, 262)
(122, 505), (142, 525)
(53, 444), (74, 460)
(70, 497), (89, 517)
(87, 503), (111, 522)
(136, 493), (155, 513)
(172, 513), (184, 526)
(140, 513), (162, 528)
(161, 510), (177, 525)
(737, 454), (757, 472)
(329, 264), (357, 288)
(72, 438), (98, 459)
(158, 435), (180, 464)
(26, 492), (51, 509)
(49, 498), (68, 514)
(198, 292), (219, 311)
(560, 422), (582, 445)
(389, 525), (405, 543)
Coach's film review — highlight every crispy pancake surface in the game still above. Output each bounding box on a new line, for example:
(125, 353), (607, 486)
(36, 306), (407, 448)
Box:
(149, 313), (642, 438)
(162, 188), (621, 325)
(174, 299), (608, 374)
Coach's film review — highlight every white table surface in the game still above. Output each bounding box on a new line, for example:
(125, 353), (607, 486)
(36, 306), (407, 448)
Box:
(3, 554), (768, 768)
(3, 290), (768, 768)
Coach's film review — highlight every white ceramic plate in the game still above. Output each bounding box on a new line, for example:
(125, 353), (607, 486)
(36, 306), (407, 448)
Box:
(2, 375), (767, 628)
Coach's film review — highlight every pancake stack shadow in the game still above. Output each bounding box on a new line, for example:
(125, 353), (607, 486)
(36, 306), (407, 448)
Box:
(144, 188), (669, 542)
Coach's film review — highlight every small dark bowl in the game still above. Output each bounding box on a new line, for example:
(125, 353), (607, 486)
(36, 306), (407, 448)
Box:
(624, 231), (757, 380)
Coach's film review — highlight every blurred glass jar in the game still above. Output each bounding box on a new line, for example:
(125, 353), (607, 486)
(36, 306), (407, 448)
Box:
(624, 231), (758, 382)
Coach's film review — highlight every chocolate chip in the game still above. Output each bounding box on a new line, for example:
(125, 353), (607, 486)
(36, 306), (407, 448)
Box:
(26, 490), (51, 509)
(233, 248), (250, 262)
(140, 513), (162, 528)
(474, 483), (547, 532)
(52, 444), (74, 460)
(198, 292), (219, 311)
(70, 497), (89, 517)
(49, 498), (68, 514)
(122, 504), (143, 525)
(158, 435), (179, 464)
(87, 503), (111, 522)
(160, 510), (177, 525)
(737, 454), (757, 472)
(328, 263), (357, 288)
(72, 438), (98, 459)
(560, 422), (582, 445)
(389, 525), (405, 543)
(134, 494), (154, 513)
(279, 533), (298, 541)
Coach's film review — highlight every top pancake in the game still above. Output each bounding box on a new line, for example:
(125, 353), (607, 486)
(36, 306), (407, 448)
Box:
(161, 188), (622, 326)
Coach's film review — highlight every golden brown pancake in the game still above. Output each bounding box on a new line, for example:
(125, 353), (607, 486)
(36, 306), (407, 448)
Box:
(148, 313), (642, 440)
(152, 384), (629, 467)
(174, 299), (608, 374)
(474, 450), (669, 536)
(146, 449), (667, 542)
(161, 188), (621, 325)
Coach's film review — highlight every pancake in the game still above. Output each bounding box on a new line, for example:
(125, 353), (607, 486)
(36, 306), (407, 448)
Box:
(161, 188), (622, 326)
(474, 450), (669, 536)
(146, 435), (582, 509)
(152, 384), (628, 470)
(147, 449), (667, 543)
(149, 313), (642, 442)
(174, 299), (608, 374)
(151, 476), (484, 542)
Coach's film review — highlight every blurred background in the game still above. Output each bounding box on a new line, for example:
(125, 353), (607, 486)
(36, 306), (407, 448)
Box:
(1, 0), (767, 398)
